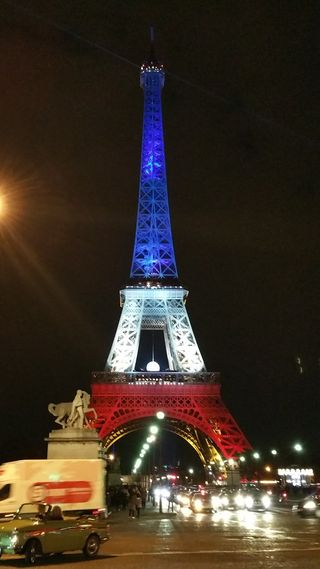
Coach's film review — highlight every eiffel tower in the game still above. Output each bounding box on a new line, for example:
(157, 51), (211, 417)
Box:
(91, 34), (251, 471)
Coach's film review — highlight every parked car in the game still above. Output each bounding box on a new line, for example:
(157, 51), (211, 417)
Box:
(0, 502), (110, 565)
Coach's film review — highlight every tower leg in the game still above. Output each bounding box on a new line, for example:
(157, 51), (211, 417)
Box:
(106, 295), (144, 372)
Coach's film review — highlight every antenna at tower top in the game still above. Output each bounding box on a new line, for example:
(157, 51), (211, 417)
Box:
(148, 25), (158, 65)
(150, 25), (155, 44)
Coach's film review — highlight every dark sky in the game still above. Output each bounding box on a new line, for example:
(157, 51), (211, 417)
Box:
(0, 1), (319, 471)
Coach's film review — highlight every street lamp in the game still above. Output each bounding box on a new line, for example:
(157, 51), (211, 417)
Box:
(293, 443), (303, 452)
(147, 435), (156, 443)
(156, 411), (165, 420)
(188, 468), (194, 483)
(134, 458), (142, 469)
(149, 425), (159, 435)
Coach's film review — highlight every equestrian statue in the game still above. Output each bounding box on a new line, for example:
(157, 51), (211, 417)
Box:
(48, 390), (97, 429)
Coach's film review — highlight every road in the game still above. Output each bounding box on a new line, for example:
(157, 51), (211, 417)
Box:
(1, 501), (320, 568)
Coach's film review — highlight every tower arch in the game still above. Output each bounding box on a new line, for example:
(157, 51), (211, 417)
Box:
(99, 416), (222, 468)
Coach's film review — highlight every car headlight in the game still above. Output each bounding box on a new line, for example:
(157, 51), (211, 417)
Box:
(211, 496), (221, 508)
(245, 496), (254, 509)
(303, 500), (317, 510)
(194, 499), (203, 511)
(10, 532), (19, 546)
(178, 495), (189, 505)
(221, 496), (229, 507)
(262, 495), (271, 508)
(235, 494), (245, 507)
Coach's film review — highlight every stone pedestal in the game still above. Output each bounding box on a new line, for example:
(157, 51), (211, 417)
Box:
(45, 428), (102, 460)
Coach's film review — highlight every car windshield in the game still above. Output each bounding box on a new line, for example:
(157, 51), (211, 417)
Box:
(15, 503), (50, 519)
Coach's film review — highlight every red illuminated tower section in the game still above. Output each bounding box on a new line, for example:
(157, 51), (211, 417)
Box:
(91, 35), (251, 466)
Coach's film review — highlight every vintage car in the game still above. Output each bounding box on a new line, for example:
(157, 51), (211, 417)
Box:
(0, 502), (110, 565)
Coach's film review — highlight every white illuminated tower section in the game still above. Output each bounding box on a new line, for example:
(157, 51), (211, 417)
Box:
(106, 38), (205, 374)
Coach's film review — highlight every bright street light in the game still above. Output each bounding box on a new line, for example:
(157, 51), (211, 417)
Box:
(0, 194), (7, 217)
(149, 425), (159, 435)
(253, 452), (260, 460)
(271, 449), (278, 455)
(156, 411), (165, 420)
(293, 443), (303, 452)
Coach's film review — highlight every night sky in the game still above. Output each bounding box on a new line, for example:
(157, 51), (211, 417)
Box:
(0, 1), (319, 472)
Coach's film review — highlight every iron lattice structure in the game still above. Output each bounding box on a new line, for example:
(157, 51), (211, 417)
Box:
(106, 285), (205, 373)
(130, 55), (177, 279)
(92, 373), (249, 460)
(92, 40), (252, 466)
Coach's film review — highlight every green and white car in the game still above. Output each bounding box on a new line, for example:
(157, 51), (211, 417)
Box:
(0, 502), (110, 565)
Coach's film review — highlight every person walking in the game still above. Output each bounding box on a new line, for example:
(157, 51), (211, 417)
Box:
(140, 486), (147, 509)
(128, 491), (138, 518)
(136, 493), (142, 518)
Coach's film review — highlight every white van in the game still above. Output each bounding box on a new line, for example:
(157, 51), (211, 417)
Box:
(0, 459), (106, 516)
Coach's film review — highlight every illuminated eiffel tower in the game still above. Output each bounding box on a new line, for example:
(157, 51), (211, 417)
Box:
(91, 33), (251, 469)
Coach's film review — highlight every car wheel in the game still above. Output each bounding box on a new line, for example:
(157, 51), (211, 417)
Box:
(25, 539), (42, 565)
(83, 534), (100, 558)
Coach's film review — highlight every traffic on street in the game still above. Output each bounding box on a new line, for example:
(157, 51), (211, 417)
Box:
(1, 488), (320, 568)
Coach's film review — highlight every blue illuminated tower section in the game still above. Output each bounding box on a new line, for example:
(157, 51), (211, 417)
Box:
(130, 44), (178, 280)
(105, 38), (205, 373)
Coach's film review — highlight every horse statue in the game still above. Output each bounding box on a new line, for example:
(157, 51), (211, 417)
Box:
(48, 390), (97, 429)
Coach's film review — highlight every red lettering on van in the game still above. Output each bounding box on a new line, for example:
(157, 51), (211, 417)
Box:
(28, 481), (92, 503)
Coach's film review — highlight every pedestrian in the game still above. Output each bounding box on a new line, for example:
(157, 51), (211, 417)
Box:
(128, 492), (138, 518)
(120, 486), (130, 510)
(136, 493), (142, 518)
(140, 486), (147, 508)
